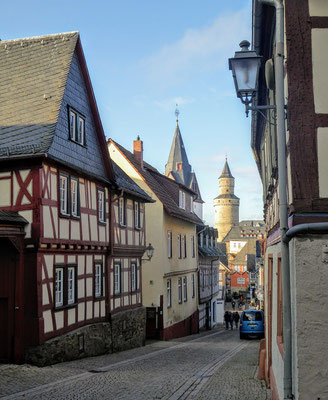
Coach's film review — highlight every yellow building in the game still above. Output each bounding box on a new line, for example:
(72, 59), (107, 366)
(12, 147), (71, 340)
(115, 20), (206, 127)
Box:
(108, 137), (202, 339)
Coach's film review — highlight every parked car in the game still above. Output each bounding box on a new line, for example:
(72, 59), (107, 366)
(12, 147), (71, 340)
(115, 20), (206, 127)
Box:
(239, 310), (264, 339)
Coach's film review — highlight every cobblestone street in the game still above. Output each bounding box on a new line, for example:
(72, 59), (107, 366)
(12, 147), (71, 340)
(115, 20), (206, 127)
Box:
(0, 327), (269, 400)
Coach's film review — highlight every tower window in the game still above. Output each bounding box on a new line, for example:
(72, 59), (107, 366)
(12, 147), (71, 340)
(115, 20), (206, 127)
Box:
(177, 163), (183, 170)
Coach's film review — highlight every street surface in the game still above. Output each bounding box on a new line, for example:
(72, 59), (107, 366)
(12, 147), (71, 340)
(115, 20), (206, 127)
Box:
(0, 327), (269, 400)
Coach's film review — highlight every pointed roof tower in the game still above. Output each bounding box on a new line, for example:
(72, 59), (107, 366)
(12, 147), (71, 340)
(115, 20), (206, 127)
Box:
(165, 117), (192, 185)
(220, 159), (233, 178)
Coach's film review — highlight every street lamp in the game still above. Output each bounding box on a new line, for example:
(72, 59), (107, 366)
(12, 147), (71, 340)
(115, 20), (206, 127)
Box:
(142, 243), (154, 261)
(229, 40), (275, 117)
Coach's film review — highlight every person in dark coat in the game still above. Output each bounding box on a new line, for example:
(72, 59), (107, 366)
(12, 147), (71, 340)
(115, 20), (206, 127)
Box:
(230, 312), (234, 330)
(233, 311), (240, 329)
(224, 311), (231, 330)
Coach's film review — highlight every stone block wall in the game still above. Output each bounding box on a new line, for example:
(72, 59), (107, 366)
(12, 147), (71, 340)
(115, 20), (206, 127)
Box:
(25, 322), (112, 366)
(111, 307), (146, 352)
(24, 307), (146, 366)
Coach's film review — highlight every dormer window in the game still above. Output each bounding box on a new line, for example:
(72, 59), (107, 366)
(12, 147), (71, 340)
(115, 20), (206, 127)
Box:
(69, 107), (85, 146)
(179, 190), (185, 209)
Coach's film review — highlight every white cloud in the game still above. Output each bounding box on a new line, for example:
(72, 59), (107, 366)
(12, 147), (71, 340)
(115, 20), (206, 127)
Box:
(154, 96), (195, 111)
(139, 7), (250, 85)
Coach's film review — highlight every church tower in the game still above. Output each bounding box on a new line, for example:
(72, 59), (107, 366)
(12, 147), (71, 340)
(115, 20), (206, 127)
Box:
(213, 160), (240, 241)
(165, 109), (204, 220)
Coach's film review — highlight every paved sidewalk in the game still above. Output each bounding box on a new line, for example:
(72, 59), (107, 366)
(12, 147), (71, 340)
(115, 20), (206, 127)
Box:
(0, 327), (270, 399)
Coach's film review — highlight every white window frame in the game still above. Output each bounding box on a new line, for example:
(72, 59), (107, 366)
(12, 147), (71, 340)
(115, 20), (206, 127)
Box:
(206, 235), (209, 247)
(69, 109), (77, 142)
(191, 274), (195, 298)
(55, 267), (64, 307)
(131, 262), (137, 292)
(98, 189), (105, 223)
(182, 235), (186, 258)
(67, 266), (76, 305)
(95, 263), (102, 298)
(70, 177), (79, 217)
(167, 279), (171, 308)
(167, 231), (172, 258)
(134, 201), (140, 229)
(59, 174), (69, 215)
(178, 234), (181, 259)
(119, 197), (126, 226)
(191, 236), (195, 258)
(179, 190), (185, 209)
(178, 277), (182, 303)
(183, 276), (187, 302)
(69, 107), (85, 146)
(114, 263), (121, 294)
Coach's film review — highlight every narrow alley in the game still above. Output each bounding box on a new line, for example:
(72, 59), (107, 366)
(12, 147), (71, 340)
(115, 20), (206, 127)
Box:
(0, 328), (269, 400)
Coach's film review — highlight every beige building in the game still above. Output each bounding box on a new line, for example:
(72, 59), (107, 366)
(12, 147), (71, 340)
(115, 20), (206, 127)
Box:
(108, 137), (202, 340)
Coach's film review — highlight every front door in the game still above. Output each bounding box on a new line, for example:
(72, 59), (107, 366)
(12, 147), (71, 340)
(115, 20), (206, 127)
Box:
(0, 240), (17, 362)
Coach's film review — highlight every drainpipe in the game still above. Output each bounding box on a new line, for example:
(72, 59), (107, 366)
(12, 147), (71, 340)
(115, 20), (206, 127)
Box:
(283, 222), (328, 243)
(257, 1), (293, 398)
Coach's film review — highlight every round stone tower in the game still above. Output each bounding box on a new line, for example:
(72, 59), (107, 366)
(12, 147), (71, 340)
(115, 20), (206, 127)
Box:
(213, 160), (240, 242)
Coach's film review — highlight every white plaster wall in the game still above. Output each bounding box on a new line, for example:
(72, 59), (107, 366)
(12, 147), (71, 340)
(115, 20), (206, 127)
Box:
(265, 244), (284, 400)
(0, 177), (11, 206)
(312, 29), (328, 114)
(309, 0), (328, 16)
(19, 210), (32, 238)
(43, 310), (53, 333)
(317, 128), (328, 198)
(289, 235), (328, 400)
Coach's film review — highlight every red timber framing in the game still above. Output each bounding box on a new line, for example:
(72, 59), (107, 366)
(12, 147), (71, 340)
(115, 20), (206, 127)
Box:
(110, 193), (146, 314)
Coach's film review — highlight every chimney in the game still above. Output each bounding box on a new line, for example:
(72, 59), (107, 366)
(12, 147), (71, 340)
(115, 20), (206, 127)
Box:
(133, 135), (143, 169)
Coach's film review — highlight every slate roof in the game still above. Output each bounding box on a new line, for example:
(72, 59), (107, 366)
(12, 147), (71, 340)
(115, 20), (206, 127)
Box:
(110, 139), (203, 225)
(0, 32), (78, 158)
(111, 161), (154, 203)
(164, 121), (203, 202)
(0, 210), (28, 225)
(219, 160), (233, 178)
(0, 32), (113, 183)
(231, 240), (257, 266)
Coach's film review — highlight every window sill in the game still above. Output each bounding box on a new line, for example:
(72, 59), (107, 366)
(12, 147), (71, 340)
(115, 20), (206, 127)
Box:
(69, 138), (87, 148)
(94, 295), (105, 300)
(98, 220), (107, 226)
(54, 302), (77, 311)
(119, 223), (127, 229)
(135, 226), (142, 231)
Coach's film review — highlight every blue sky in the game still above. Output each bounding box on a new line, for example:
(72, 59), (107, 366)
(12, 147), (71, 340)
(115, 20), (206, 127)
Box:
(2, 0), (263, 225)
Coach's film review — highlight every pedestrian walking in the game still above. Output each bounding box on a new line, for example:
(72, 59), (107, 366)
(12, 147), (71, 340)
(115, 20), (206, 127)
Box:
(224, 311), (231, 330)
(232, 300), (235, 310)
(233, 311), (240, 329)
(230, 312), (234, 330)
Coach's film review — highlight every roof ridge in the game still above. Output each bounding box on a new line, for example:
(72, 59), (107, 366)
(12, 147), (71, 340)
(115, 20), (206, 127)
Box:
(0, 31), (79, 44)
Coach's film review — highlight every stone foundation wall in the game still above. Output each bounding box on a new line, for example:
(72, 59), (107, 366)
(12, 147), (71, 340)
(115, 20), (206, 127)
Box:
(111, 307), (146, 352)
(25, 322), (112, 367)
(24, 307), (146, 366)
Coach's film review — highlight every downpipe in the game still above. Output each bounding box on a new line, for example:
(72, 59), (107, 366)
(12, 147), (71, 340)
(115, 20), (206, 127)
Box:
(258, 1), (293, 398)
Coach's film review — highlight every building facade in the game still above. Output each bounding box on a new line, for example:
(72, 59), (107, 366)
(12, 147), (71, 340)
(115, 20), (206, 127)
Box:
(251, 1), (328, 398)
(0, 32), (150, 365)
(108, 137), (202, 340)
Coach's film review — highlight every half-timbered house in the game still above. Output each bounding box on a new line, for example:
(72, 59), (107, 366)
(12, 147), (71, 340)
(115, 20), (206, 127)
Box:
(109, 161), (154, 351)
(0, 32), (150, 365)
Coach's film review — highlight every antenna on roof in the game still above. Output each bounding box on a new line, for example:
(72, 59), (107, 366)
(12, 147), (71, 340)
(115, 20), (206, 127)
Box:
(175, 104), (179, 123)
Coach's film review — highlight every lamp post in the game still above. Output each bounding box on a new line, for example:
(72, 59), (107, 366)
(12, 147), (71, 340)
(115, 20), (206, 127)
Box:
(228, 40), (275, 117)
(142, 243), (154, 261)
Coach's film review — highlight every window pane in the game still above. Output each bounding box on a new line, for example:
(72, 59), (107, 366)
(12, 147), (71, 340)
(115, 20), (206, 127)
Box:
(60, 175), (68, 214)
(114, 263), (121, 294)
(67, 267), (75, 304)
(78, 117), (84, 145)
(71, 179), (78, 216)
(55, 268), (63, 307)
(95, 264), (102, 297)
(70, 111), (76, 141)
(98, 190), (105, 222)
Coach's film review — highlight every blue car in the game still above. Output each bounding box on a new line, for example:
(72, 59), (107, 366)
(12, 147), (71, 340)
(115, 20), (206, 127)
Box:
(239, 310), (264, 339)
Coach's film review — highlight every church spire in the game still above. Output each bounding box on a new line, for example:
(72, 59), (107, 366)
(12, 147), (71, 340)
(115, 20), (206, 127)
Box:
(164, 108), (191, 182)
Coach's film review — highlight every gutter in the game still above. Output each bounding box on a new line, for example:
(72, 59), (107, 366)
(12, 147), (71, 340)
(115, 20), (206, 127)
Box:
(283, 222), (328, 243)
